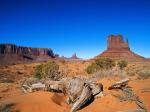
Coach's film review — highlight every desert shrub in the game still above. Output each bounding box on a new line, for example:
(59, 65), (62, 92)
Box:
(117, 60), (128, 70)
(125, 64), (141, 76)
(33, 61), (62, 80)
(0, 103), (15, 112)
(86, 63), (101, 74)
(95, 58), (115, 69)
(34, 64), (43, 79)
(86, 58), (115, 74)
(92, 69), (117, 79)
(91, 69), (127, 79)
(59, 59), (66, 64)
(82, 61), (86, 64)
(126, 70), (137, 76)
(137, 70), (150, 80)
(0, 72), (14, 83)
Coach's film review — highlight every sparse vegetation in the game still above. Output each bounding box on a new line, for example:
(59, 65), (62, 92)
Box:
(33, 64), (43, 79)
(0, 103), (16, 112)
(95, 58), (115, 69)
(92, 69), (117, 79)
(33, 61), (62, 80)
(125, 65), (140, 76)
(125, 63), (150, 78)
(137, 70), (150, 80)
(117, 60), (128, 70)
(86, 63), (101, 74)
(59, 59), (66, 64)
(81, 61), (86, 64)
(86, 58), (115, 74)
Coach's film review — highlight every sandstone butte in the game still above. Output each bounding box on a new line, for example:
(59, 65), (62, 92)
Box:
(69, 53), (81, 60)
(0, 35), (149, 64)
(96, 35), (149, 62)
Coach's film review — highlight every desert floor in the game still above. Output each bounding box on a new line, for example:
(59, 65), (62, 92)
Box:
(0, 61), (150, 112)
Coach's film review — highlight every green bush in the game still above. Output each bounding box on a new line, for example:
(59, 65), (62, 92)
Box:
(33, 61), (62, 80)
(117, 60), (128, 70)
(86, 63), (101, 74)
(86, 58), (115, 74)
(95, 58), (115, 69)
(34, 64), (43, 79)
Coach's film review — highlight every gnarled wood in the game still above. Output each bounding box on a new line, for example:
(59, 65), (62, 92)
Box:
(21, 77), (103, 112)
(108, 78), (130, 90)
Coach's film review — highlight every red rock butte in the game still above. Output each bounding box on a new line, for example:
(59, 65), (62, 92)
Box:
(64, 53), (81, 60)
(70, 53), (80, 60)
(107, 35), (129, 50)
(97, 35), (149, 62)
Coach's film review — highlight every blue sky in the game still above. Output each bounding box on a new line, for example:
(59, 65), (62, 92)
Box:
(0, 0), (150, 59)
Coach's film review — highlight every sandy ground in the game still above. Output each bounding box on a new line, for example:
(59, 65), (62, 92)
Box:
(0, 77), (149, 112)
(0, 62), (150, 112)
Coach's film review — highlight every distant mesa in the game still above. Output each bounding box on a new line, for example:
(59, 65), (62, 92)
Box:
(60, 53), (81, 60)
(70, 53), (81, 60)
(96, 35), (149, 62)
(0, 35), (149, 65)
(0, 44), (55, 65)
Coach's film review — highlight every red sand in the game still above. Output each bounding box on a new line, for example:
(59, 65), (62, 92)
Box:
(6, 78), (149, 112)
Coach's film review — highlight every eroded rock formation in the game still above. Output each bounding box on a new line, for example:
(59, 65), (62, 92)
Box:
(70, 53), (80, 60)
(0, 44), (54, 56)
(107, 35), (129, 50)
(97, 35), (149, 62)
(0, 44), (55, 65)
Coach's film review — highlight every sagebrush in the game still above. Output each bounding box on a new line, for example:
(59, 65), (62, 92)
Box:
(33, 60), (63, 80)
(86, 58), (115, 74)
(117, 60), (128, 70)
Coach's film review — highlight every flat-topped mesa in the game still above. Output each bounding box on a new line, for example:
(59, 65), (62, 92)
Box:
(107, 35), (130, 50)
(0, 44), (55, 65)
(0, 44), (54, 57)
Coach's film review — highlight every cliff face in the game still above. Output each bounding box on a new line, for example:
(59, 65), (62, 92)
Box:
(107, 35), (129, 50)
(0, 44), (54, 56)
(0, 44), (55, 65)
(97, 35), (149, 62)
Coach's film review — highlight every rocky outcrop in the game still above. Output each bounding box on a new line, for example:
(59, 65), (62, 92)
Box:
(97, 35), (149, 62)
(0, 44), (55, 65)
(70, 53), (80, 60)
(0, 44), (54, 57)
(107, 35), (129, 50)
(60, 53), (81, 60)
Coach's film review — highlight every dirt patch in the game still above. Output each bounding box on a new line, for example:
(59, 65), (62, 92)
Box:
(51, 93), (66, 106)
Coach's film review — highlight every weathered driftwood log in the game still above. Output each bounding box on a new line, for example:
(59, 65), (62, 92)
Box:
(22, 82), (45, 93)
(21, 78), (46, 93)
(46, 77), (103, 112)
(108, 78), (130, 90)
(21, 77), (103, 112)
(71, 85), (92, 112)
